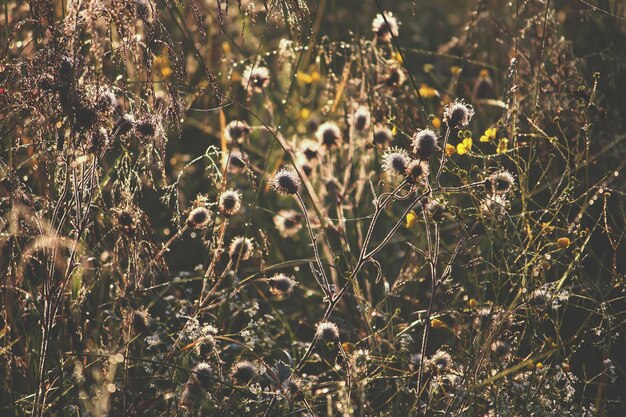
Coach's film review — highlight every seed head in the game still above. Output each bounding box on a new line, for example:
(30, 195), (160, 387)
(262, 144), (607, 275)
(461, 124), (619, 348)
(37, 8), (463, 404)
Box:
(117, 209), (136, 234)
(97, 91), (117, 114)
(372, 11), (400, 42)
(373, 125), (393, 147)
(443, 99), (474, 128)
(218, 189), (242, 217)
(405, 160), (429, 185)
(299, 139), (323, 162)
(132, 309), (151, 334)
(242, 65), (270, 93)
(480, 194), (509, 220)
(228, 236), (254, 261)
(115, 113), (136, 135)
(227, 150), (247, 173)
(412, 129), (440, 160)
(225, 120), (250, 144)
(384, 65), (406, 87)
(192, 362), (213, 390)
(316, 121), (342, 148)
(136, 119), (156, 137)
(195, 335), (216, 358)
(382, 147), (410, 176)
(485, 170), (515, 195)
(350, 105), (371, 132)
(271, 167), (301, 195)
(491, 340), (510, 358)
(429, 350), (453, 374)
(316, 321), (340, 342)
(231, 361), (257, 385)
(268, 273), (297, 297)
(273, 209), (303, 238)
(187, 206), (211, 229)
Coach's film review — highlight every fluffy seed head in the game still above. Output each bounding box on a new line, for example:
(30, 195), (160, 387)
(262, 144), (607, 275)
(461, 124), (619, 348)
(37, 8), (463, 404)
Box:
(97, 91), (117, 114)
(299, 139), (323, 162)
(136, 119), (156, 137)
(242, 65), (270, 93)
(231, 361), (257, 385)
(373, 125), (393, 146)
(528, 288), (550, 311)
(372, 12), (400, 42)
(268, 273), (297, 297)
(480, 194), (509, 220)
(491, 340), (510, 358)
(443, 100), (475, 128)
(132, 309), (150, 334)
(351, 105), (371, 132)
(316, 121), (342, 148)
(429, 350), (453, 374)
(405, 160), (430, 185)
(195, 335), (216, 358)
(188, 207), (211, 229)
(316, 321), (339, 342)
(228, 236), (254, 261)
(115, 113), (136, 135)
(225, 120), (250, 144)
(412, 129), (440, 160)
(228, 150), (247, 173)
(382, 147), (410, 176)
(273, 209), (303, 238)
(385, 65), (406, 87)
(192, 362), (213, 389)
(117, 210), (136, 234)
(218, 189), (242, 217)
(271, 167), (301, 195)
(485, 170), (515, 195)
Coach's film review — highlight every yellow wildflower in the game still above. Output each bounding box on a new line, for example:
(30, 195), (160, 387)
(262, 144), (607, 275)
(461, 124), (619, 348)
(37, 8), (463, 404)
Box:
(480, 127), (497, 143)
(297, 72), (313, 84)
(405, 210), (418, 228)
(456, 137), (473, 155)
(432, 117), (441, 129)
(468, 298), (477, 308)
(430, 318), (445, 329)
(445, 143), (456, 156)
(418, 83), (438, 98)
(311, 71), (321, 82)
(557, 237), (570, 249)
(496, 138), (509, 154)
(300, 108), (311, 120)
(395, 52), (403, 64)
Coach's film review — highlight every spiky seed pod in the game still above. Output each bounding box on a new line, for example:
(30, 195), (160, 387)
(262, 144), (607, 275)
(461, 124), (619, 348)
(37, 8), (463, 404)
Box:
(268, 273), (297, 297)
(316, 321), (340, 343)
(195, 335), (216, 358)
(412, 129), (440, 160)
(480, 194), (509, 220)
(271, 167), (301, 195)
(443, 100), (475, 128)
(225, 120), (250, 144)
(192, 362), (213, 390)
(429, 350), (452, 374)
(117, 210), (136, 234)
(373, 125), (393, 147)
(97, 91), (117, 114)
(491, 340), (510, 358)
(228, 151), (247, 173)
(528, 289), (550, 311)
(273, 209), (303, 238)
(351, 105), (371, 132)
(187, 207), (210, 229)
(315, 121), (342, 148)
(136, 119), (156, 137)
(299, 139), (323, 162)
(242, 65), (270, 93)
(382, 147), (410, 176)
(405, 160), (429, 185)
(231, 361), (257, 385)
(218, 189), (242, 217)
(372, 11), (400, 42)
(384, 66), (406, 87)
(485, 170), (515, 195)
(132, 309), (150, 334)
(115, 113), (136, 135)
(228, 236), (254, 261)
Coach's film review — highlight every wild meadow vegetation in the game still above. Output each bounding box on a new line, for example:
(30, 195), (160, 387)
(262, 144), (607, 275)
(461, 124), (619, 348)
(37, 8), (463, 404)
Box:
(1, 0), (625, 415)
